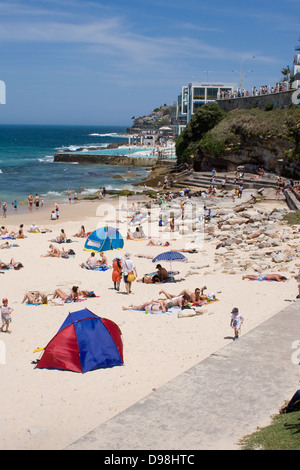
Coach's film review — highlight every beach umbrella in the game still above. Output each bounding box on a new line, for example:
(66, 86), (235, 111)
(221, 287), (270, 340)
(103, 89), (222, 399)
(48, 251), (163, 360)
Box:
(152, 250), (188, 271)
(129, 212), (148, 226)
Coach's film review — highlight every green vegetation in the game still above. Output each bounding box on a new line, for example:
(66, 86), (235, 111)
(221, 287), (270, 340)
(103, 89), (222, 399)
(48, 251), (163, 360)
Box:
(282, 211), (300, 225)
(240, 410), (300, 450)
(175, 103), (226, 163)
(175, 106), (300, 162)
(133, 104), (172, 129)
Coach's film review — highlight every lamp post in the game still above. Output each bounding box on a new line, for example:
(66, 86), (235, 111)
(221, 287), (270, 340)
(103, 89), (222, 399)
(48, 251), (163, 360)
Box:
(239, 56), (255, 93)
(202, 70), (212, 82)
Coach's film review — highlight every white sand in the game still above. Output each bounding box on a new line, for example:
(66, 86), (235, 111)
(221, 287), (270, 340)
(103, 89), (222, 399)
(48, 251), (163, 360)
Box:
(0, 194), (298, 450)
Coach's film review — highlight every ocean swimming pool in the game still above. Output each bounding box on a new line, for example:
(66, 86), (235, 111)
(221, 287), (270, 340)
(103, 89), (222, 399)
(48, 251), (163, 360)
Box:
(76, 146), (157, 158)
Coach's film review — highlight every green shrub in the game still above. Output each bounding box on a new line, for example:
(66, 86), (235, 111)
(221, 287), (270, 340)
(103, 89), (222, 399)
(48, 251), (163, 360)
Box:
(265, 102), (274, 111)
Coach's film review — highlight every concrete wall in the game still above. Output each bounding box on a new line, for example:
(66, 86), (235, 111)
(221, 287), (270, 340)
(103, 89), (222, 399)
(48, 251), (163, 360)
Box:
(217, 89), (296, 113)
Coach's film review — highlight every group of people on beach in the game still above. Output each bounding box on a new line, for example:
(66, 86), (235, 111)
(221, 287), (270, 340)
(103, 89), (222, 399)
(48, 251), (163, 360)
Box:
(21, 285), (97, 307)
(28, 193), (43, 211)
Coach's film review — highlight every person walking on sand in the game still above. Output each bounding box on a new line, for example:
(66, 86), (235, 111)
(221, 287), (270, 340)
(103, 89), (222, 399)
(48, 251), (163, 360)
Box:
(112, 256), (122, 291)
(1, 298), (13, 333)
(122, 253), (137, 295)
(230, 307), (244, 341)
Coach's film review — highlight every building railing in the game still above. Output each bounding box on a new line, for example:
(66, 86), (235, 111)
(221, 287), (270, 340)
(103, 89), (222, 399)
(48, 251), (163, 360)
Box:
(218, 82), (291, 100)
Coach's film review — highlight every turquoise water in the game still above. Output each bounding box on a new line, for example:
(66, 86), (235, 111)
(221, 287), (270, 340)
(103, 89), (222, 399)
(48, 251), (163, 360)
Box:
(0, 125), (150, 205)
(74, 146), (156, 157)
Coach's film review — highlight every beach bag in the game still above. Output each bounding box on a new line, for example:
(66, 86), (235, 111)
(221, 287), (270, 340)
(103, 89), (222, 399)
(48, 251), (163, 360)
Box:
(127, 271), (136, 283)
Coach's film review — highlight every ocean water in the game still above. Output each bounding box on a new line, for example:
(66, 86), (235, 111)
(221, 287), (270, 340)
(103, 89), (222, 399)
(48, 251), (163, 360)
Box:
(0, 124), (150, 206)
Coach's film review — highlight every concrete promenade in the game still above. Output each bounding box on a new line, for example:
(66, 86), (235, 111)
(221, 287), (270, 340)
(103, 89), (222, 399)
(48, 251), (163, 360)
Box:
(67, 301), (300, 451)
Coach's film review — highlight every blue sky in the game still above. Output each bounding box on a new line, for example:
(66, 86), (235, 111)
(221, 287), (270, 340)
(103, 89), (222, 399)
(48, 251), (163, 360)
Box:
(0, 0), (299, 125)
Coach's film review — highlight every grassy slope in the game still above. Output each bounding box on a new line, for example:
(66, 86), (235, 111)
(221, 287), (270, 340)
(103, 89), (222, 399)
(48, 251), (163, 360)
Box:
(199, 107), (300, 158)
(240, 410), (300, 450)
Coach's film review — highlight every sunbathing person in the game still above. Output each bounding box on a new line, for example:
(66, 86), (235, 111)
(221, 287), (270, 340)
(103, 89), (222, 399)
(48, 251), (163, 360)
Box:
(41, 244), (62, 257)
(52, 286), (80, 302)
(0, 226), (8, 236)
(147, 239), (170, 246)
(127, 229), (135, 240)
(16, 224), (25, 239)
(22, 291), (48, 305)
(28, 223), (40, 233)
(73, 225), (86, 238)
(80, 252), (98, 269)
(0, 242), (10, 249)
(172, 248), (198, 253)
(122, 300), (167, 313)
(52, 286), (96, 302)
(99, 252), (108, 266)
(0, 258), (23, 270)
(159, 287), (207, 303)
(162, 293), (190, 310)
(242, 274), (287, 282)
(53, 229), (67, 243)
(22, 291), (48, 304)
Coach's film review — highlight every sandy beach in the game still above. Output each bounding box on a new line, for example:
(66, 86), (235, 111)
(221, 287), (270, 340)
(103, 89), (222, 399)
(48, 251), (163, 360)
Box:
(0, 190), (298, 450)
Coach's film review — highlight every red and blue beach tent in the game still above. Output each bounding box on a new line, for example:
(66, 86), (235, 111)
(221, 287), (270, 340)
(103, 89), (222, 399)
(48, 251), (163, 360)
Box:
(36, 308), (124, 373)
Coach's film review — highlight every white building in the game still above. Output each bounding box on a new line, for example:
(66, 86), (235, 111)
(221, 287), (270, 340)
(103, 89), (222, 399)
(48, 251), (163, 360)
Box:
(293, 44), (300, 89)
(183, 82), (236, 123)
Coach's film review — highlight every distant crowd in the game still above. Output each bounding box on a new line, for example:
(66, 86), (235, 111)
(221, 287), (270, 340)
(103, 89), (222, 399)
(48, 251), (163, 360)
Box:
(219, 82), (290, 100)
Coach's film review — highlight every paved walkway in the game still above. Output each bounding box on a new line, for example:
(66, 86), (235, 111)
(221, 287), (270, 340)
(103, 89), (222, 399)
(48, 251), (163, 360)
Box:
(67, 302), (300, 451)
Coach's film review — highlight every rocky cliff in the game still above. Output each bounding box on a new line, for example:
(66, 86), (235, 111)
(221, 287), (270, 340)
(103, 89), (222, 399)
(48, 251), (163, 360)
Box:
(182, 107), (300, 178)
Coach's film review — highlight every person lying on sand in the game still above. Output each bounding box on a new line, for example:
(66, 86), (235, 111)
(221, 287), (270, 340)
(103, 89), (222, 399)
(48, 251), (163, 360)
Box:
(146, 239), (170, 246)
(52, 286), (96, 303)
(0, 242), (10, 249)
(52, 286), (80, 302)
(162, 293), (190, 310)
(159, 287), (207, 303)
(122, 300), (167, 313)
(122, 294), (191, 313)
(137, 264), (171, 284)
(0, 258), (23, 270)
(242, 274), (287, 282)
(172, 248), (198, 253)
(21, 291), (48, 305)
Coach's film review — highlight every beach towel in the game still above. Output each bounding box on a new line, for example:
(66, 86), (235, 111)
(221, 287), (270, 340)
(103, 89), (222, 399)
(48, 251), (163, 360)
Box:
(248, 278), (288, 282)
(85, 265), (110, 271)
(25, 302), (50, 306)
(129, 306), (180, 315)
(50, 295), (100, 306)
(192, 298), (219, 306)
(50, 240), (78, 244)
